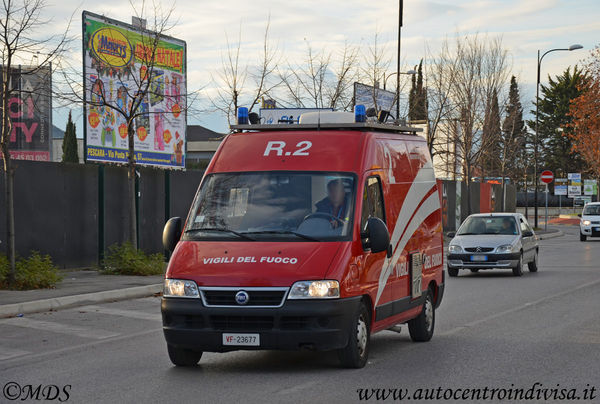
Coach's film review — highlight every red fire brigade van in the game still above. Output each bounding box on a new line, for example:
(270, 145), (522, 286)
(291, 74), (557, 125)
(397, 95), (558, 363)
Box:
(161, 108), (445, 368)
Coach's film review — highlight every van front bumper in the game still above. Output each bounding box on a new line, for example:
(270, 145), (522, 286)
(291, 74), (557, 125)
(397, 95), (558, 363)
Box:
(161, 296), (362, 352)
(447, 252), (520, 269)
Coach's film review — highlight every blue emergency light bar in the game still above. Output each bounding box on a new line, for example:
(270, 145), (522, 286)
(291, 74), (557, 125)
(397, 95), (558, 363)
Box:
(354, 105), (366, 123)
(237, 107), (249, 125)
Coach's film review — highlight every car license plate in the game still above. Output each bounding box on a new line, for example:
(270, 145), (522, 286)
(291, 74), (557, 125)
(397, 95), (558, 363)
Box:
(470, 255), (488, 262)
(222, 333), (260, 346)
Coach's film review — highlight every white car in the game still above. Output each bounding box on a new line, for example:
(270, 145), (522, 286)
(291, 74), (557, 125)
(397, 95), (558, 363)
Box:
(579, 202), (600, 241)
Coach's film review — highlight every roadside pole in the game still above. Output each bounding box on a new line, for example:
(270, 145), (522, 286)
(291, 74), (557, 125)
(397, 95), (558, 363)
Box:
(545, 183), (548, 232)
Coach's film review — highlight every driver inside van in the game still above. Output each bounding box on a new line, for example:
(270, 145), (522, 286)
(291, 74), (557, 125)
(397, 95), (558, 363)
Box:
(315, 179), (350, 228)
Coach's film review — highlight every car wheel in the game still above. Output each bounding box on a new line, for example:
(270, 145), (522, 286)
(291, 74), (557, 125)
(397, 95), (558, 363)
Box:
(448, 267), (459, 277)
(528, 250), (538, 272)
(408, 291), (435, 342)
(337, 301), (370, 368)
(167, 344), (203, 366)
(470, 269), (479, 273)
(512, 253), (524, 277)
(580, 233), (587, 242)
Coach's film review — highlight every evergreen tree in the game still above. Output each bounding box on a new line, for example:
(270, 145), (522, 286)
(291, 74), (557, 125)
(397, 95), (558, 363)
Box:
(481, 88), (502, 179)
(408, 59), (427, 121)
(62, 111), (79, 163)
(528, 66), (585, 177)
(502, 76), (527, 182)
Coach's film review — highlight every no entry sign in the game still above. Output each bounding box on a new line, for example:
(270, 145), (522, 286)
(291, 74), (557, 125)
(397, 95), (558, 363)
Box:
(540, 170), (554, 184)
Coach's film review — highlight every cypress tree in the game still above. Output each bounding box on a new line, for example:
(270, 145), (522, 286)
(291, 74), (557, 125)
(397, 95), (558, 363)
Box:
(62, 111), (79, 163)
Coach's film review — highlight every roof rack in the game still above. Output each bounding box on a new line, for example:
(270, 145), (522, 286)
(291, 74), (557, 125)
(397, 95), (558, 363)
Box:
(230, 122), (423, 135)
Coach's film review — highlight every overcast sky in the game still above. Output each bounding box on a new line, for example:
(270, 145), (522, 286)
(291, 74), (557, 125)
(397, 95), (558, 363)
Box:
(48, 0), (599, 134)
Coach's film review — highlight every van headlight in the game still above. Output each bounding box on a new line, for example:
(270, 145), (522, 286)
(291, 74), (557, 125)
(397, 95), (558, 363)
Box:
(448, 245), (463, 253)
(496, 244), (515, 253)
(164, 279), (200, 298)
(582, 220), (591, 226)
(288, 280), (340, 299)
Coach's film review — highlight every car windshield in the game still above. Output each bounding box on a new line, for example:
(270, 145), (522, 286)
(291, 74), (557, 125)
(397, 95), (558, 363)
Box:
(185, 172), (356, 241)
(583, 205), (600, 215)
(457, 216), (518, 236)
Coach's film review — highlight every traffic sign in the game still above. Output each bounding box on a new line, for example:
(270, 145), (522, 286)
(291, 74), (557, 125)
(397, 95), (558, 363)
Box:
(540, 170), (554, 184)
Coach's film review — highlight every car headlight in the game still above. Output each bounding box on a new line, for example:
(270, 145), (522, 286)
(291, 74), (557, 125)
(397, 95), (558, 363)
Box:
(496, 244), (514, 253)
(582, 220), (591, 226)
(164, 279), (200, 298)
(448, 245), (463, 253)
(288, 280), (340, 299)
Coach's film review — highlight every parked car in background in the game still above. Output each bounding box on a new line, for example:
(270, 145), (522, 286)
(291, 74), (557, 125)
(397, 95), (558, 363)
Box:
(579, 202), (600, 241)
(447, 213), (538, 277)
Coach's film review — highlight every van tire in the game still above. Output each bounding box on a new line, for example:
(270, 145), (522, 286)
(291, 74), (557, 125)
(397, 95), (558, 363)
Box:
(580, 233), (587, 242)
(448, 267), (459, 277)
(167, 344), (202, 366)
(408, 291), (435, 342)
(337, 301), (370, 368)
(528, 250), (538, 272)
(512, 253), (524, 277)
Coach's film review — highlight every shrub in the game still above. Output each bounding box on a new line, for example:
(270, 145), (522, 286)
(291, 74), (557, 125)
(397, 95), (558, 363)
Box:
(0, 251), (62, 290)
(102, 242), (165, 276)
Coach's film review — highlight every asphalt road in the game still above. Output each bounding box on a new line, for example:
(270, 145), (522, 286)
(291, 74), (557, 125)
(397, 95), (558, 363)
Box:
(1, 225), (598, 403)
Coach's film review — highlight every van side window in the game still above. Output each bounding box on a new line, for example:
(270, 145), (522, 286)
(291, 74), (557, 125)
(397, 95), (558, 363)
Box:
(361, 177), (385, 230)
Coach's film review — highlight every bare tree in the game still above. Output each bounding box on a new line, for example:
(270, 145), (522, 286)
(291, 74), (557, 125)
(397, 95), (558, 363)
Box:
(57, 1), (195, 248)
(210, 17), (280, 125)
(1, 0), (72, 285)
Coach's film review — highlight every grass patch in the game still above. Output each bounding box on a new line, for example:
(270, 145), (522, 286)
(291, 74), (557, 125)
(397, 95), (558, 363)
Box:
(102, 242), (165, 276)
(0, 251), (62, 290)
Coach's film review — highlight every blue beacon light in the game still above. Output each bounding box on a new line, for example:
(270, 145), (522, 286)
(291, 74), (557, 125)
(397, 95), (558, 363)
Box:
(237, 107), (249, 124)
(354, 104), (366, 123)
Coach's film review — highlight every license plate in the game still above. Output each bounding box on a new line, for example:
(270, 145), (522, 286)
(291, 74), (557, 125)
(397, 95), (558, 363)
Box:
(470, 255), (488, 262)
(222, 333), (260, 346)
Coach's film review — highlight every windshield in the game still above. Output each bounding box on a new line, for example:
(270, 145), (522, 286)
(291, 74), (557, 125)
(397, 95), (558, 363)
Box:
(457, 216), (518, 236)
(185, 172), (356, 241)
(583, 205), (600, 215)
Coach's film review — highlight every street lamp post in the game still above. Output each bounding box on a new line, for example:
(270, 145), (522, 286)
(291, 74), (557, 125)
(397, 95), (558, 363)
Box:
(396, 0), (403, 121)
(383, 70), (417, 91)
(533, 44), (582, 228)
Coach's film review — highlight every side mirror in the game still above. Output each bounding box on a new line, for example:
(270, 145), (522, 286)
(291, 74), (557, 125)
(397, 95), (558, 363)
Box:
(446, 232), (456, 238)
(522, 230), (533, 237)
(163, 217), (182, 253)
(577, 213), (582, 217)
(363, 217), (390, 254)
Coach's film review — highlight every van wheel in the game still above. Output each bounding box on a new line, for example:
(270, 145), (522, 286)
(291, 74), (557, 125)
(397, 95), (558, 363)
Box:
(512, 253), (524, 277)
(448, 267), (459, 277)
(528, 250), (538, 272)
(408, 291), (435, 342)
(580, 233), (587, 242)
(167, 344), (202, 366)
(337, 301), (370, 368)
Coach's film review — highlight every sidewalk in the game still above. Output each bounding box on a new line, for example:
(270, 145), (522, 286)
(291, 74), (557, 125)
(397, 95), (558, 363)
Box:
(0, 270), (163, 318)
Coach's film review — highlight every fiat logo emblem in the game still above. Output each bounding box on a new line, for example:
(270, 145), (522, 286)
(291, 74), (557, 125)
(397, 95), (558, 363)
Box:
(235, 290), (249, 305)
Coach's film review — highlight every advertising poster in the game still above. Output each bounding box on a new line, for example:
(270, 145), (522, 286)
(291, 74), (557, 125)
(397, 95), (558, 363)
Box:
(568, 173), (581, 198)
(0, 65), (52, 161)
(83, 11), (186, 169)
(583, 179), (597, 196)
(354, 82), (396, 113)
(554, 178), (568, 196)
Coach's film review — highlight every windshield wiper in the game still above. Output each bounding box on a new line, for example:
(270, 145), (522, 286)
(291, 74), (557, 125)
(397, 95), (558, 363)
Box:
(457, 232), (479, 235)
(242, 230), (321, 242)
(185, 227), (255, 241)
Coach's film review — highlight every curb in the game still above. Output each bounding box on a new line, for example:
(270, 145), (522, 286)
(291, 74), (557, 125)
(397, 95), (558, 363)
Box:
(539, 230), (563, 240)
(0, 284), (162, 319)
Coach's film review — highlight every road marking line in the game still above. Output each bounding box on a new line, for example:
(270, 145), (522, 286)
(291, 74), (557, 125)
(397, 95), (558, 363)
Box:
(440, 277), (600, 336)
(0, 317), (119, 340)
(0, 346), (31, 360)
(76, 305), (161, 322)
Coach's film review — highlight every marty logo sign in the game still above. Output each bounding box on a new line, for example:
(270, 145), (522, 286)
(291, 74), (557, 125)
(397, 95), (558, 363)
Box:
(90, 27), (133, 68)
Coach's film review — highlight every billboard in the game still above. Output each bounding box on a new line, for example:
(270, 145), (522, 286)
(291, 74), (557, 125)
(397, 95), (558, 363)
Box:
(554, 178), (568, 196)
(83, 11), (186, 169)
(259, 108), (333, 124)
(568, 173), (581, 198)
(353, 82), (396, 113)
(584, 179), (597, 196)
(0, 65), (52, 161)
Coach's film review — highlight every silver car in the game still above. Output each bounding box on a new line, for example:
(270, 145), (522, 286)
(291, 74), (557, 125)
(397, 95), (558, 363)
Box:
(446, 213), (538, 277)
